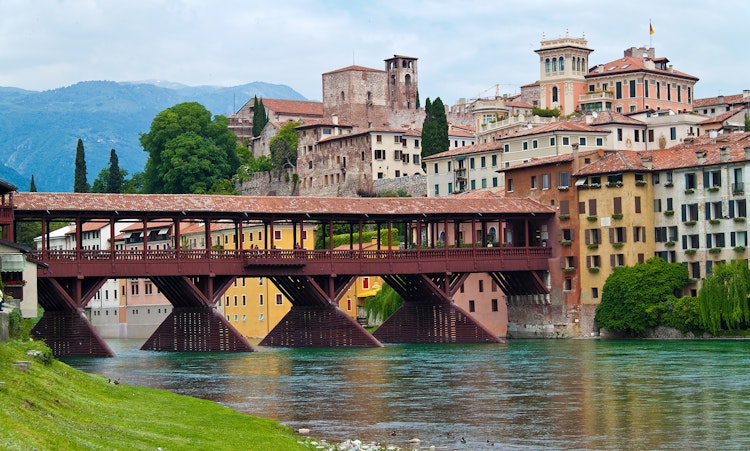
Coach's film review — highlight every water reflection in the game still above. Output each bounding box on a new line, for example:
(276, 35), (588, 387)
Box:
(65, 339), (750, 450)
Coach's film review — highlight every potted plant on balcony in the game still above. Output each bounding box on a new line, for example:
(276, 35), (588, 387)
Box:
(612, 242), (624, 249)
(664, 210), (674, 216)
(586, 215), (597, 222)
(685, 249), (697, 256)
(612, 213), (623, 220)
(588, 266), (600, 273)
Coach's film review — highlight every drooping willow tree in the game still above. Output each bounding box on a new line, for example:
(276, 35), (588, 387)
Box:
(698, 260), (750, 335)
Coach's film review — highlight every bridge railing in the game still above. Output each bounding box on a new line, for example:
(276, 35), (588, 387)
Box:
(30, 246), (552, 264)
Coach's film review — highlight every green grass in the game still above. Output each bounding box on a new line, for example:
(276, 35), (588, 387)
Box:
(0, 340), (315, 451)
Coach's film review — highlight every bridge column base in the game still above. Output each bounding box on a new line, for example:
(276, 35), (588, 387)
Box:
(374, 301), (503, 344)
(141, 307), (254, 352)
(32, 310), (114, 357)
(260, 305), (382, 347)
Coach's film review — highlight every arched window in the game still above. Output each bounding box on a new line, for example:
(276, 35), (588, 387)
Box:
(405, 73), (411, 88)
(545, 58), (550, 73)
(487, 227), (497, 244)
(552, 58), (557, 72)
(367, 91), (372, 101)
(340, 91), (345, 102)
(559, 56), (564, 71)
(552, 86), (559, 103)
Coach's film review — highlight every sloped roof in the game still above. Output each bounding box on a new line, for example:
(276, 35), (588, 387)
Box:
(588, 56), (698, 81)
(647, 132), (750, 170)
(498, 150), (603, 173)
(574, 150), (647, 176)
(572, 111), (645, 126)
(694, 93), (747, 108)
(323, 65), (385, 75)
(423, 141), (505, 160)
(506, 120), (606, 138)
(697, 107), (745, 125)
(260, 99), (323, 117)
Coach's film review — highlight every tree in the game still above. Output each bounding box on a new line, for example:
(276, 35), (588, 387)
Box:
(29, 175), (36, 192)
(107, 149), (123, 193)
(595, 257), (689, 335)
(269, 120), (300, 170)
(91, 167), (128, 193)
(421, 97), (449, 159)
(73, 138), (90, 193)
(252, 97), (269, 138)
(698, 260), (750, 335)
(140, 102), (241, 194)
(415, 90), (420, 109)
(363, 284), (403, 325)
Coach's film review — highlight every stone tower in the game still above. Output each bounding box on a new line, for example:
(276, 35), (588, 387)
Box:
(385, 55), (418, 110)
(322, 65), (388, 129)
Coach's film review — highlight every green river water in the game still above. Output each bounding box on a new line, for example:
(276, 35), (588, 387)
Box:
(66, 339), (750, 450)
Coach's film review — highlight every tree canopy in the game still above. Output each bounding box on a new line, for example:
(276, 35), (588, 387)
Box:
(269, 120), (300, 170)
(140, 102), (241, 194)
(698, 260), (750, 335)
(421, 97), (449, 159)
(73, 138), (90, 193)
(595, 257), (689, 335)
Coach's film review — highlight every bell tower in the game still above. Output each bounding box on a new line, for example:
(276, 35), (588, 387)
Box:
(385, 55), (418, 110)
(534, 32), (592, 115)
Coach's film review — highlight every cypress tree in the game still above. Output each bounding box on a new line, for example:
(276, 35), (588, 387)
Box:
(429, 97), (450, 157)
(252, 97), (268, 137)
(73, 138), (90, 193)
(29, 175), (37, 192)
(107, 148), (123, 193)
(415, 90), (420, 109)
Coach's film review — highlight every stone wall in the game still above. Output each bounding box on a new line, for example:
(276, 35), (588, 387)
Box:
(372, 174), (427, 198)
(0, 311), (8, 342)
(236, 168), (298, 196)
(507, 303), (598, 338)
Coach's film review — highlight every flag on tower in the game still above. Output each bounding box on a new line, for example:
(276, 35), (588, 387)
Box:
(649, 22), (654, 35)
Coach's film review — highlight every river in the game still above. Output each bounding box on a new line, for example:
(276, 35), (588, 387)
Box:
(64, 339), (750, 450)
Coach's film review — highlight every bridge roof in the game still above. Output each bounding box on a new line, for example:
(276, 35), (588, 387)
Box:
(13, 192), (553, 221)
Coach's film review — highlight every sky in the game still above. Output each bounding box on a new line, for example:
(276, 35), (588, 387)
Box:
(1, 0), (748, 107)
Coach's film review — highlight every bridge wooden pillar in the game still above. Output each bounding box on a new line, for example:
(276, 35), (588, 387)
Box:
(374, 273), (502, 344)
(141, 275), (254, 352)
(260, 275), (381, 347)
(32, 277), (114, 357)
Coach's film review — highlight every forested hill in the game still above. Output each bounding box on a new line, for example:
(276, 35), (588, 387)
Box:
(0, 80), (306, 192)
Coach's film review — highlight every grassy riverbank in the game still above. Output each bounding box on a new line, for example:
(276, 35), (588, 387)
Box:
(0, 340), (313, 451)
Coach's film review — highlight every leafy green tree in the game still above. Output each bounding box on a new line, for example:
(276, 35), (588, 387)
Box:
(73, 138), (90, 193)
(269, 120), (300, 170)
(29, 175), (37, 192)
(421, 97), (449, 159)
(121, 172), (145, 194)
(595, 257), (689, 335)
(364, 284), (403, 325)
(532, 106), (561, 118)
(745, 113), (750, 132)
(91, 167), (128, 193)
(252, 97), (269, 138)
(107, 149), (123, 193)
(698, 260), (750, 335)
(140, 102), (241, 194)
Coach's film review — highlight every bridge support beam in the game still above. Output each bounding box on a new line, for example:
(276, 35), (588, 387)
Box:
(142, 276), (253, 352)
(260, 275), (381, 347)
(374, 273), (502, 344)
(32, 278), (114, 357)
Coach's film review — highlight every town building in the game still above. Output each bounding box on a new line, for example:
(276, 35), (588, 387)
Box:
(693, 91), (750, 118)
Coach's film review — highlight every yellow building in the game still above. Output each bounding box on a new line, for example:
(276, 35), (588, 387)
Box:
(181, 221), (319, 339)
(575, 152), (655, 304)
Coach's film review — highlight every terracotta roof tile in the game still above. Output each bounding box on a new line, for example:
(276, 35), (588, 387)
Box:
(507, 120), (606, 138)
(588, 56), (698, 81)
(693, 93), (746, 108)
(696, 107), (744, 125)
(572, 111), (645, 126)
(499, 150), (603, 173)
(574, 150), (647, 176)
(423, 141), (505, 160)
(257, 99), (323, 117)
(14, 193), (554, 218)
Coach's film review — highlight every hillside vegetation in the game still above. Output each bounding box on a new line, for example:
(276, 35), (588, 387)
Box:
(0, 339), (313, 450)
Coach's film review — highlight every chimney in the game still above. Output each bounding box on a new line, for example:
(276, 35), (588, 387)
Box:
(640, 155), (653, 170)
(331, 114), (339, 125)
(696, 151), (707, 165)
(718, 95), (725, 105)
(720, 146), (730, 163)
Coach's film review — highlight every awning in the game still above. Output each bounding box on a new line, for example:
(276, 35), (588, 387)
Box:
(575, 178), (586, 186)
(1, 254), (26, 272)
(357, 289), (380, 298)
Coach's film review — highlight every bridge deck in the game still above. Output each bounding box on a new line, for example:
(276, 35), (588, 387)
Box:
(32, 246), (552, 278)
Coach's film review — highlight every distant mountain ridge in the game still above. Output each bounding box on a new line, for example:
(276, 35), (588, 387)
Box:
(0, 80), (306, 192)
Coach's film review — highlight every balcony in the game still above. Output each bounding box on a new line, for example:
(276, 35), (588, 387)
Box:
(579, 91), (614, 103)
(732, 182), (745, 194)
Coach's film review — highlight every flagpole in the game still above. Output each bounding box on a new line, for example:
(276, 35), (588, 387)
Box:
(649, 19), (653, 48)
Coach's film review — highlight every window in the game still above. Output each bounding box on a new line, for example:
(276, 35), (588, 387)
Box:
(492, 177), (498, 187)
(448, 182), (453, 193)
(579, 137), (587, 146)
(562, 136), (570, 146)
(523, 141), (529, 150)
(491, 299), (498, 312)
(542, 174), (550, 190)
(558, 172), (570, 188)
(434, 184), (439, 196)
(705, 201), (722, 220)
(684, 173), (697, 190)
(731, 231), (748, 247)
(480, 156), (486, 168)
(585, 228), (601, 245)
(681, 234), (699, 250)
(374, 149), (385, 160)
(633, 226), (646, 242)
(259, 294), (264, 305)
(274, 230), (282, 240)
(588, 199), (597, 216)
(610, 254), (625, 267)
(563, 279), (572, 291)
(481, 178), (487, 188)
(550, 137), (556, 146)
(629, 79), (636, 98)
(531, 175), (537, 189)
(586, 255), (601, 268)
(275, 293), (284, 305)
(611, 227), (627, 243)
(596, 137), (604, 146)
(469, 300), (475, 312)
(592, 287), (599, 299)
(478, 280), (484, 292)
(706, 232), (726, 248)
(654, 199), (662, 212)
(532, 140), (538, 149)
(732, 199), (747, 217)
(433, 163), (438, 174)
(504, 144), (510, 153)
(705, 170), (721, 188)
(491, 154), (498, 166)
(670, 127), (677, 140)
(506, 179), (514, 192)
(682, 204), (699, 222)
(470, 158), (475, 169)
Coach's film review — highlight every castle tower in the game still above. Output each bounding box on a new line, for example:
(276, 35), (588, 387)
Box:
(385, 55), (418, 110)
(534, 32), (593, 116)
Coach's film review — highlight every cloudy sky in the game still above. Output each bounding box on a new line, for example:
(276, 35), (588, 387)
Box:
(1, 0), (747, 106)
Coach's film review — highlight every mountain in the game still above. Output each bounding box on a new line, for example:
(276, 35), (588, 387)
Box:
(0, 80), (306, 192)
